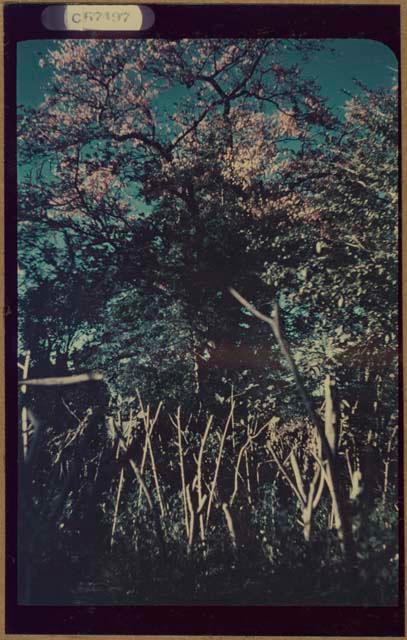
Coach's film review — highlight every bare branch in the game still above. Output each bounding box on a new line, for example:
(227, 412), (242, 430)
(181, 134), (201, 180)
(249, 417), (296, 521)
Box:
(19, 372), (104, 386)
(230, 287), (355, 561)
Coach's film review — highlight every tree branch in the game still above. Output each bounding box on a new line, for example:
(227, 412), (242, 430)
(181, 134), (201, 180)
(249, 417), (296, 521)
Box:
(19, 372), (104, 386)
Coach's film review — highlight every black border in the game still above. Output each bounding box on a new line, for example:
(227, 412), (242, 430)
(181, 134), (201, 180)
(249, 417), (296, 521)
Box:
(4, 3), (404, 636)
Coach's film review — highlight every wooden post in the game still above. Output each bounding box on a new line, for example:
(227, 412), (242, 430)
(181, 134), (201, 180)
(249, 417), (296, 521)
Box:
(19, 350), (31, 461)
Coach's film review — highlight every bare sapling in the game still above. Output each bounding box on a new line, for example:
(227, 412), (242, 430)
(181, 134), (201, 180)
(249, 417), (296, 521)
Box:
(230, 418), (270, 506)
(111, 412), (134, 549)
(222, 502), (237, 549)
(206, 398), (235, 528)
(136, 396), (162, 507)
(186, 484), (195, 552)
(382, 423), (398, 505)
(194, 414), (213, 542)
(111, 418), (153, 510)
(267, 432), (325, 542)
(112, 416), (168, 560)
(137, 395), (166, 517)
(230, 288), (355, 563)
(170, 407), (190, 541)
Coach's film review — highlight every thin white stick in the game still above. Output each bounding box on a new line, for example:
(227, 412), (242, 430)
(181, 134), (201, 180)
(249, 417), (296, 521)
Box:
(222, 502), (237, 548)
(170, 407), (189, 540)
(110, 467), (125, 548)
(196, 415), (213, 541)
(206, 401), (234, 527)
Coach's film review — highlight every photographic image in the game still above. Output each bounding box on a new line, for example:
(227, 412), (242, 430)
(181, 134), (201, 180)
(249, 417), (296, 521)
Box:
(14, 29), (400, 612)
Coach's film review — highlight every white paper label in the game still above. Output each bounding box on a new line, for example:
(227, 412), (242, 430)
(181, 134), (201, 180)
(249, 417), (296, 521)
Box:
(42, 5), (154, 31)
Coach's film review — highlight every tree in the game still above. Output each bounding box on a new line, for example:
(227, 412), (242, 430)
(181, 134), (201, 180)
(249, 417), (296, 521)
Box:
(17, 39), (399, 604)
(18, 39), (334, 403)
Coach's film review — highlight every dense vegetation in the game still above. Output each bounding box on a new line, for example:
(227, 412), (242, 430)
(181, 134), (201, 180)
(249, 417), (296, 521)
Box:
(17, 39), (399, 605)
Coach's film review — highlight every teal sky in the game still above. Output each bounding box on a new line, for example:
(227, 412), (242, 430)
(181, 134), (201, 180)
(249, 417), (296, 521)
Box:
(17, 38), (397, 111)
